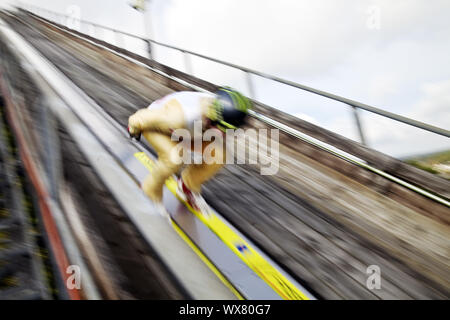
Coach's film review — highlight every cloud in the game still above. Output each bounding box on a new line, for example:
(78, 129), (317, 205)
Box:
(410, 80), (450, 129)
(157, 0), (369, 76)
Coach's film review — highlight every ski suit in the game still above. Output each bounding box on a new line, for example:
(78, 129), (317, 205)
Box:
(128, 91), (226, 202)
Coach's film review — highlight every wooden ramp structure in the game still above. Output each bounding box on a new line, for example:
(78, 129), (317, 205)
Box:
(0, 8), (448, 299)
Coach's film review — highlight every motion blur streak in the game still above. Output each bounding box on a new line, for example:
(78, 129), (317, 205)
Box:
(0, 5), (448, 300)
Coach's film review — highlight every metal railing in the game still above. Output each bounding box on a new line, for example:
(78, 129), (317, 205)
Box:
(20, 4), (450, 147)
(9, 6), (449, 205)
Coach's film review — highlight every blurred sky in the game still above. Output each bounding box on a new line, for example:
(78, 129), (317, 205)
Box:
(0, 0), (449, 157)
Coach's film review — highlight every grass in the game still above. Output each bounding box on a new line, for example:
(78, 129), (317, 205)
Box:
(404, 150), (450, 178)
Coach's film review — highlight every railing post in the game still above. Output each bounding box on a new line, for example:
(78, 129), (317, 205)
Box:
(351, 106), (367, 146)
(246, 71), (255, 99)
(146, 39), (153, 60)
(114, 30), (123, 48)
(88, 23), (96, 38)
(183, 50), (192, 74)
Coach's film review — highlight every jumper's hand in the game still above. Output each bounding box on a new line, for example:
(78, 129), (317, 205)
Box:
(127, 125), (141, 140)
(128, 115), (142, 140)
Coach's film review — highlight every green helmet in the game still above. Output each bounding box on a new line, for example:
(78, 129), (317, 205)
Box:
(208, 87), (252, 131)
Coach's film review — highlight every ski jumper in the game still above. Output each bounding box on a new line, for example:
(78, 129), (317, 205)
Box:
(128, 91), (226, 202)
